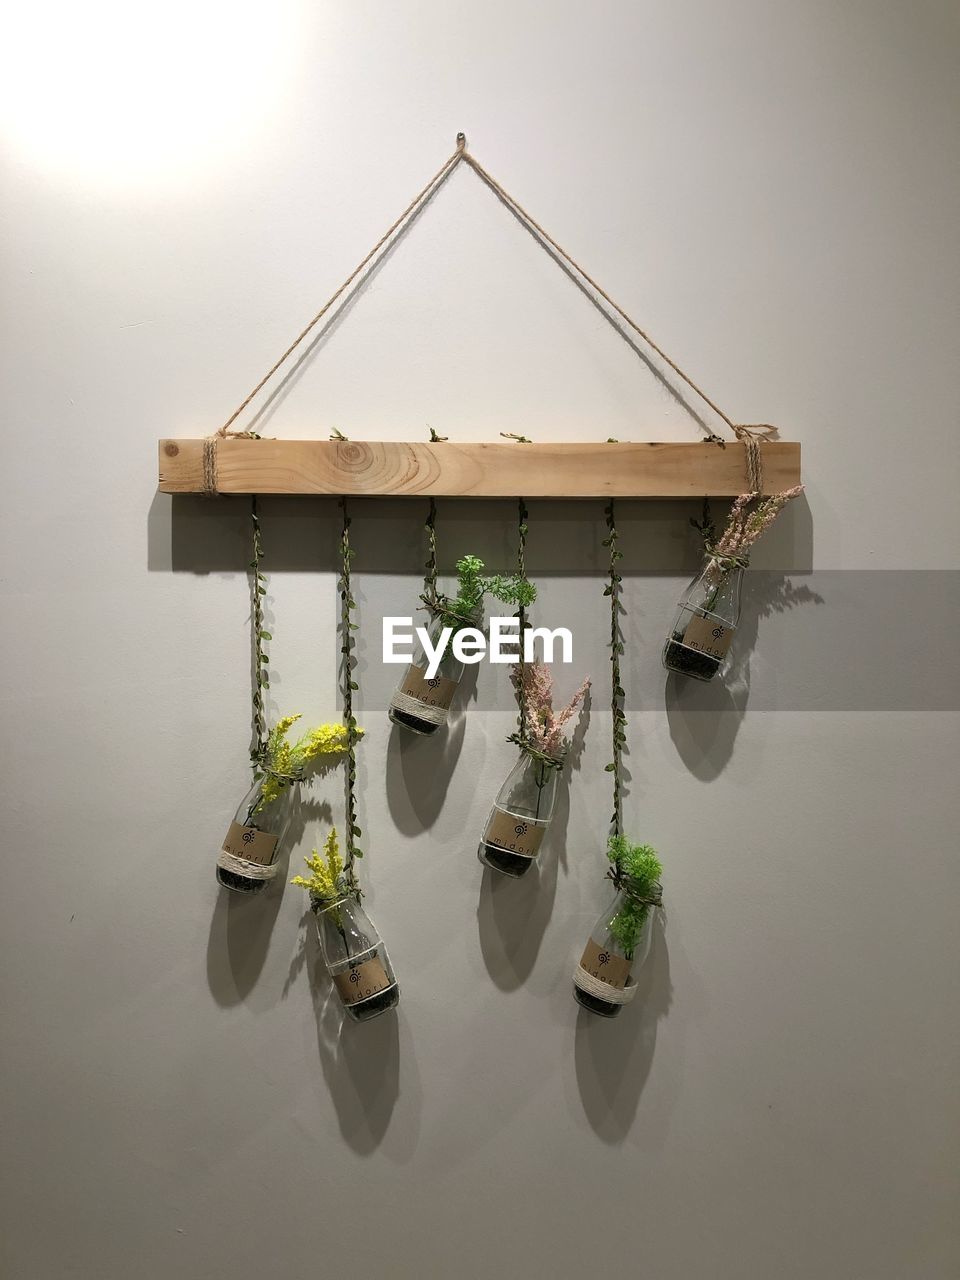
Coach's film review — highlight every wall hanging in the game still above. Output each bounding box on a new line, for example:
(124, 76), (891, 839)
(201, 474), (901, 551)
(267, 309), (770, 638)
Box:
(164, 132), (805, 1024)
(573, 501), (664, 1018)
(216, 497), (353, 894)
(293, 502), (400, 1022)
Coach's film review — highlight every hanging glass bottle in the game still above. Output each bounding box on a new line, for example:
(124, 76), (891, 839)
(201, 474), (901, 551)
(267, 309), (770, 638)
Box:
(573, 868), (662, 1019)
(390, 522), (534, 736)
(478, 751), (559, 878)
(215, 718), (351, 895)
(216, 767), (302, 895)
(294, 828), (400, 1022)
(388, 616), (478, 736)
(662, 560), (743, 682)
(574, 501), (665, 1017)
(662, 487), (804, 682)
(314, 889), (400, 1022)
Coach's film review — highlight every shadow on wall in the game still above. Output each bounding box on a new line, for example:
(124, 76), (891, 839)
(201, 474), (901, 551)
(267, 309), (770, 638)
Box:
(205, 791), (329, 1006)
(285, 911), (422, 1159)
(147, 491), (816, 578)
(205, 884), (285, 1006)
(574, 912), (673, 1143)
(384, 662), (480, 835)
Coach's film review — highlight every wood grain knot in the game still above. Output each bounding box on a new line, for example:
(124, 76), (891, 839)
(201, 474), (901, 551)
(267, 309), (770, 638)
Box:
(163, 442), (179, 457)
(340, 443), (366, 466)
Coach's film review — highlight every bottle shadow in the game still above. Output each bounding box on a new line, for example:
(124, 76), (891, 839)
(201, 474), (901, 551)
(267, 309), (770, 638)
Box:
(205, 882), (285, 1007)
(205, 790), (330, 1006)
(291, 911), (421, 1157)
(664, 572), (823, 779)
(384, 665), (476, 835)
(476, 858), (558, 991)
(573, 913), (672, 1142)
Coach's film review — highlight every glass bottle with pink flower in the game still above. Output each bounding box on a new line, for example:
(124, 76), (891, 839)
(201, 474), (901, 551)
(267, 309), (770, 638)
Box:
(663, 487), (804, 682)
(478, 662), (589, 879)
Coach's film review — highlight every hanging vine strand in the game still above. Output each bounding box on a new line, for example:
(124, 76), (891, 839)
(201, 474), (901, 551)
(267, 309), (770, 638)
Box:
(423, 496), (439, 613)
(339, 500), (363, 888)
(249, 497), (270, 762)
(515, 497), (529, 741)
(602, 500), (627, 836)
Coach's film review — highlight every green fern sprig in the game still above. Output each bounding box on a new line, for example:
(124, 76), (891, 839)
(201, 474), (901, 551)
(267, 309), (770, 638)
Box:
(432, 554), (536, 630)
(606, 837), (663, 960)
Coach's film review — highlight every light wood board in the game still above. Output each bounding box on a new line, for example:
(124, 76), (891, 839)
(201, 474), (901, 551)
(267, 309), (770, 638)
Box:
(158, 438), (801, 498)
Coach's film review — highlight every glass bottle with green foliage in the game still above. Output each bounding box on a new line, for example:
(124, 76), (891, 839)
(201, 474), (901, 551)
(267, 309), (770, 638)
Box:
(388, 555), (536, 736)
(573, 838), (663, 1019)
(293, 829), (400, 1023)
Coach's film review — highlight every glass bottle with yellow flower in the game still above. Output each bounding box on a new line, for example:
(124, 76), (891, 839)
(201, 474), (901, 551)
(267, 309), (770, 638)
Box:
(216, 715), (354, 895)
(293, 829), (400, 1022)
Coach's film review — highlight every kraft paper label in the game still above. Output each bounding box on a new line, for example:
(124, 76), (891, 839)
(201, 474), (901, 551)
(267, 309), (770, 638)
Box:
(399, 664), (458, 710)
(483, 809), (546, 859)
(333, 955), (391, 1006)
(681, 612), (735, 660)
(579, 938), (632, 990)
(221, 822), (279, 867)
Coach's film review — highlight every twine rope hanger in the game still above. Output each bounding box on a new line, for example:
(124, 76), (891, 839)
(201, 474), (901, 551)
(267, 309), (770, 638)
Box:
(206, 133), (772, 493)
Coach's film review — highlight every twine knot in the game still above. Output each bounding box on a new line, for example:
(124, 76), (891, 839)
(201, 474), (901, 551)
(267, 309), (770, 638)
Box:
(505, 732), (566, 772)
(606, 865), (664, 908)
(704, 543), (750, 573)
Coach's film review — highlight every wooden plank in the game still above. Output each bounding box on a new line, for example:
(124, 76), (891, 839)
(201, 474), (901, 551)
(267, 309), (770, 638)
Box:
(158, 438), (801, 498)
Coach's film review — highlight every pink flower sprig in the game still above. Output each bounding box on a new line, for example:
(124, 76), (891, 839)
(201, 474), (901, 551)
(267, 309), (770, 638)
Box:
(711, 486), (804, 565)
(511, 661), (590, 759)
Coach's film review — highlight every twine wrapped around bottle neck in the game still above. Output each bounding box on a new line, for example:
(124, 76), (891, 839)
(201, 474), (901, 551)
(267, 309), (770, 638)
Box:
(251, 756), (304, 786)
(310, 883), (358, 914)
(419, 592), (483, 632)
(505, 732), (566, 773)
(704, 543), (750, 574)
(606, 865), (664, 908)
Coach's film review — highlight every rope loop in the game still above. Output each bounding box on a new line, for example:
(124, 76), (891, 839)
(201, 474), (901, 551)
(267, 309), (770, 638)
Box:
(703, 544), (750, 573)
(212, 135), (775, 466)
(202, 437), (218, 496)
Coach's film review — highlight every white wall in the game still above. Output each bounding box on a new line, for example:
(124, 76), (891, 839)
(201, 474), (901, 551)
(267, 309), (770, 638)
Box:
(2, 3), (959, 1278)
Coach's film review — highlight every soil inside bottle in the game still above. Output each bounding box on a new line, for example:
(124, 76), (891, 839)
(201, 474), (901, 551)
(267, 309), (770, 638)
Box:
(216, 867), (267, 894)
(389, 706), (442, 736)
(662, 634), (722, 681)
(477, 842), (535, 878)
(574, 984), (622, 1018)
(344, 983), (400, 1022)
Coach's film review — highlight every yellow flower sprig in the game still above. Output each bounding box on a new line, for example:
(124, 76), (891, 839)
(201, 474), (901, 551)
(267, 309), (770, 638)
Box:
(292, 828), (345, 903)
(255, 714), (362, 810)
